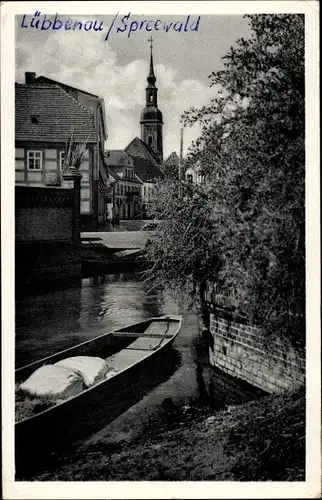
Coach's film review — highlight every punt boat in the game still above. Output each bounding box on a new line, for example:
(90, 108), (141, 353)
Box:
(15, 315), (182, 477)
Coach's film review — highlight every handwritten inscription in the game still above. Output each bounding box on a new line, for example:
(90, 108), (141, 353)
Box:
(20, 12), (201, 40)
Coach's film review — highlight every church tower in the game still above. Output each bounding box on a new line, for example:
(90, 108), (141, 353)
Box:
(140, 37), (163, 164)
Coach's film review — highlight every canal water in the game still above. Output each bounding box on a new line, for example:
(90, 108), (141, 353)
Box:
(15, 272), (262, 456)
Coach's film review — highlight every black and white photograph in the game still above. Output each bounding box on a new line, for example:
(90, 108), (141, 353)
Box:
(1, 1), (320, 497)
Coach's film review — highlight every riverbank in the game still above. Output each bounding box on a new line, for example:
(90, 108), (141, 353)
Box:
(81, 230), (148, 250)
(35, 388), (305, 481)
(81, 231), (148, 272)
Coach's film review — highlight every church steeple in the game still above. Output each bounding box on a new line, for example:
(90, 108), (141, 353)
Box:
(145, 37), (158, 107)
(147, 37), (156, 86)
(140, 37), (163, 164)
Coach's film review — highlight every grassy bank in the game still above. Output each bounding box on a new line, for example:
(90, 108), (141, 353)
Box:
(35, 389), (305, 481)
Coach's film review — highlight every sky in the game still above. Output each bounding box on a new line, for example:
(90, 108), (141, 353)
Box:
(15, 14), (251, 158)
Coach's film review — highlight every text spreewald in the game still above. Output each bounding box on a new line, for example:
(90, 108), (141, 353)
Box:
(20, 12), (201, 40)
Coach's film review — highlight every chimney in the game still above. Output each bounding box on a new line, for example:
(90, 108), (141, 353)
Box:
(25, 72), (36, 84)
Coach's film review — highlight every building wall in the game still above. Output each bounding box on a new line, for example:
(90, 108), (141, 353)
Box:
(141, 181), (155, 218)
(113, 188), (141, 220)
(185, 165), (203, 184)
(79, 147), (91, 215)
(208, 310), (305, 394)
(15, 185), (81, 295)
(15, 147), (62, 186)
(15, 144), (92, 219)
(141, 181), (154, 201)
(140, 121), (163, 164)
(111, 172), (142, 221)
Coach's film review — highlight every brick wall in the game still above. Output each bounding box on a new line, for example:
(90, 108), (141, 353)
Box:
(208, 311), (305, 394)
(15, 185), (81, 295)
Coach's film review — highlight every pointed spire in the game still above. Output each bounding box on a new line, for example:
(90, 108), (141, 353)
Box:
(147, 36), (156, 85)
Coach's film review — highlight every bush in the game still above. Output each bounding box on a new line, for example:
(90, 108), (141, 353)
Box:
(145, 15), (305, 350)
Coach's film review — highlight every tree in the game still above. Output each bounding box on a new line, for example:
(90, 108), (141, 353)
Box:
(145, 15), (305, 349)
(162, 152), (180, 180)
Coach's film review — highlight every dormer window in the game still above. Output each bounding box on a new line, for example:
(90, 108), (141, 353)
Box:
(31, 115), (39, 124)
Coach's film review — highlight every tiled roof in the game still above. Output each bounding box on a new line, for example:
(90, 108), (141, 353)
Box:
(100, 150), (121, 181)
(34, 76), (108, 141)
(131, 155), (164, 182)
(136, 137), (159, 162)
(35, 76), (99, 98)
(104, 150), (134, 167)
(125, 137), (160, 166)
(104, 165), (121, 181)
(15, 84), (97, 143)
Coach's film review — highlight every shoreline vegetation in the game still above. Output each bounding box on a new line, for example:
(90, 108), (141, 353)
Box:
(32, 389), (305, 481)
(145, 14), (305, 352)
(15, 13), (306, 483)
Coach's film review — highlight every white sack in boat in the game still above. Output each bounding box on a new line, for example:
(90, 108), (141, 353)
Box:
(19, 364), (85, 399)
(55, 356), (110, 387)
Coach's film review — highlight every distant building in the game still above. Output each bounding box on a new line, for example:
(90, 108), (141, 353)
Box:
(138, 36), (163, 165)
(104, 150), (142, 220)
(131, 156), (164, 218)
(185, 161), (204, 184)
(15, 72), (113, 230)
(123, 38), (164, 219)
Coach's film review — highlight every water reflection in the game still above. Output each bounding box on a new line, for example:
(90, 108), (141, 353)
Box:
(15, 287), (82, 367)
(15, 272), (180, 367)
(15, 271), (266, 479)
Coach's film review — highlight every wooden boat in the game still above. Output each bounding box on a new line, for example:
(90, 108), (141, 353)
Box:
(15, 315), (182, 477)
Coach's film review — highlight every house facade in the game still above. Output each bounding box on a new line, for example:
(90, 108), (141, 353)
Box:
(15, 72), (113, 230)
(104, 150), (142, 220)
(130, 154), (164, 218)
(185, 161), (204, 184)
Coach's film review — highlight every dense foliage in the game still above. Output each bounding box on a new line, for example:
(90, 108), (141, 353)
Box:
(145, 15), (305, 348)
(162, 151), (181, 180)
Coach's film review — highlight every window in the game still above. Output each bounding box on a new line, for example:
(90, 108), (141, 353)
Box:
(148, 135), (153, 147)
(187, 174), (193, 183)
(60, 151), (65, 171)
(27, 151), (42, 171)
(149, 95), (153, 103)
(31, 115), (39, 124)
